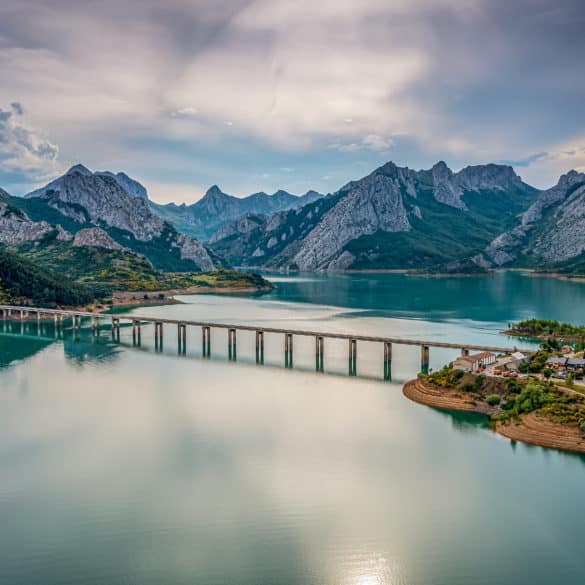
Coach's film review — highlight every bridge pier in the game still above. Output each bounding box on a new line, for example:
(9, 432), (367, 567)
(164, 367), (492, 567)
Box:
(284, 333), (293, 368)
(202, 326), (211, 358)
(111, 317), (121, 342)
(384, 341), (392, 381)
(421, 345), (430, 374)
(177, 323), (186, 354)
(349, 339), (357, 376)
(91, 316), (100, 335)
(154, 322), (163, 351)
(315, 335), (324, 372)
(461, 348), (469, 357)
(228, 328), (237, 361)
(132, 320), (141, 346)
(255, 331), (264, 364)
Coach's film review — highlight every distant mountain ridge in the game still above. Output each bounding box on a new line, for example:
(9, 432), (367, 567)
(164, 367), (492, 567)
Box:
(210, 160), (539, 271)
(150, 185), (323, 241)
(8, 158), (585, 277)
(16, 165), (216, 272)
(477, 170), (585, 270)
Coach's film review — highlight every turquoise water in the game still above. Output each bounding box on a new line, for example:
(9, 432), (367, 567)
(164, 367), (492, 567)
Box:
(1, 272), (585, 585)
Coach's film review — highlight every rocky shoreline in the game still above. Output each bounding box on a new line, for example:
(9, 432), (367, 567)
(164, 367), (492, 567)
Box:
(403, 378), (585, 454)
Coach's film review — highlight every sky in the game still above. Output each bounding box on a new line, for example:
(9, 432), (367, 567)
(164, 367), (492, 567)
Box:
(1, 0), (584, 204)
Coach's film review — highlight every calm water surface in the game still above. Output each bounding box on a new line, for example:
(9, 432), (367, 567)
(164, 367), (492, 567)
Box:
(1, 272), (585, 585)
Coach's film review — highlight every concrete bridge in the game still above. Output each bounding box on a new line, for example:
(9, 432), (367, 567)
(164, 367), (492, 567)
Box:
(0, 304), (532, 378)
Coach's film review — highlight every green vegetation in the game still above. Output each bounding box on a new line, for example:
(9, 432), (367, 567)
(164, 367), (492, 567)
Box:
(0, 246), (95, 307)
(2, 235), (272, 308)
(508, 318), (585, 342)
(344, 182), (537, 270)
(425, 366), (585, 432)
(542, 251), (585, 277)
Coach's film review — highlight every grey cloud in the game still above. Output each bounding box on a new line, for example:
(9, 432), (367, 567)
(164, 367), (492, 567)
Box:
(498, 152), (549, 167)
(0, 0), (583, 191)
(11, 102), (23, 115)
(0, 102), (60, 181)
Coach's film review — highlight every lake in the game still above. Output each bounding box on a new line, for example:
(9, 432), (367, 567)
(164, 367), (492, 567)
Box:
(1, 271), (585, 585)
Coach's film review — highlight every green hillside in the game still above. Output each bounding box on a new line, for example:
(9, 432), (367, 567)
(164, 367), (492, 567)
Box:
(0, 246), (96, 307)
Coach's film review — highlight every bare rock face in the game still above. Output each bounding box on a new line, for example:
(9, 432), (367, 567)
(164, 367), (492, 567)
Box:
(73, 227), (128, 251)
(531, 178), (585, 262)
(0, 200), (54, 245)
(484, 171), (585, 266)
(430, 161), (466, 209)
(96, 171), (148, 200)
(210, 160), (534, 271)
(40, 168), (164, 241)
(24, 165), (216, 272)
(456, 164), (523, 193)
(293, 171), (411, 270)
(171, 233), (215, 272)
(209, 214), (265, 243)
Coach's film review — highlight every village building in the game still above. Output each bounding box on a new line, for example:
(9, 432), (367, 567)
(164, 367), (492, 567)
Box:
(546, 357), (568, 370)
(567, 358), (585, 371)
(453, 351), (496, 371)
(502, 351), (531, 372)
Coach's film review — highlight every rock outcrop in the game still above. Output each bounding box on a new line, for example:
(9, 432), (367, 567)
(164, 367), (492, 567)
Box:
(481, 170), (585, 267)
(72, 227), (128, 251)
(0, 193), (54, 245)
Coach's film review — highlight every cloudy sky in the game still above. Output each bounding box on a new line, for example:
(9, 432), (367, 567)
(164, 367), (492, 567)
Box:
(1, 0), (584, 203)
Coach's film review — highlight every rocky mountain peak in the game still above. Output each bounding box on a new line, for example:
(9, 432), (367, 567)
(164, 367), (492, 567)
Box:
(204, 185), (227, 198)
(556, 169), (585, 188)
(66, 163), (92, 176)
(455, 164), (522, 191)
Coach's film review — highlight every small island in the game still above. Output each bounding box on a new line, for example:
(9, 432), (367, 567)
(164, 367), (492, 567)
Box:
(505, 318), (585, 343)
(404, 367), (585, 454)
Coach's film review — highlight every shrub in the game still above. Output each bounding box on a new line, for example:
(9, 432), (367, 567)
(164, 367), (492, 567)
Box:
(543, 368), (553, 379)
(462, 382), (475, 393)
(486, 394), (501, 406)
(474, 375), (485, 391)
(507, 379), (520, 393)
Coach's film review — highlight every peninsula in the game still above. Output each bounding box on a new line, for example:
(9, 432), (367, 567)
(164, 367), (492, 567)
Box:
(404, 368), (585, 454)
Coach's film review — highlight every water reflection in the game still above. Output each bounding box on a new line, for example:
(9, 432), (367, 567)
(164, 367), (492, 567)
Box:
(0, 320), (122, 370)
(2, 276), (585, 583)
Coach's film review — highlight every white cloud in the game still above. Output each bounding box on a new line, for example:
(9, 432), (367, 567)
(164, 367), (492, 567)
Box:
(171, 107), (199, 118)
(0, 102), (61, 181)
(329, 134), (394, 153)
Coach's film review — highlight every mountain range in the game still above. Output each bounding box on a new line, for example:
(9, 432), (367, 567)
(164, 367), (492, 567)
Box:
(150, 185), (323, 241)
(1, 159), (584, 281)
(8, 164), (216, 272)
(209, 161), (544, 271)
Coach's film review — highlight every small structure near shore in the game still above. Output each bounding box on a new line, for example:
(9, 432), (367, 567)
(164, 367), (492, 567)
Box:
(453, 351), (496, 372)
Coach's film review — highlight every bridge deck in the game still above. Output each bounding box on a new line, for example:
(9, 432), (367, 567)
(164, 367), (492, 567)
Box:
(0, 304), (531, 354)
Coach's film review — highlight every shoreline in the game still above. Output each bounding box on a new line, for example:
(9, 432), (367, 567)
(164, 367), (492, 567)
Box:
(503, 329), (585, 342)
(1, 284), (274, 316)
(403, 378), (585, 454)
(111, 284), (273, 307)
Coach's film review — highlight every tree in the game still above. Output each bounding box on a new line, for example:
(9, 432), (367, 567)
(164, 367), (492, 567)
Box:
(543, 368), (553, 380)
